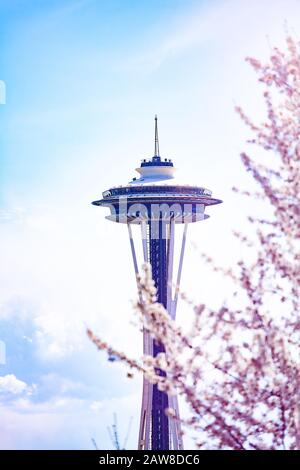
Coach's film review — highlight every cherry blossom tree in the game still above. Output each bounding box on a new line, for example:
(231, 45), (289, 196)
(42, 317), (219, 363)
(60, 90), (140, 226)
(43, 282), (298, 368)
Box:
(88, 36), (300, 450)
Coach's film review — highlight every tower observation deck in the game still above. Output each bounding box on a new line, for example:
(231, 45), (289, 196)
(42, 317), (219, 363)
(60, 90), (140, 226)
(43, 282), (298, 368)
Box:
(92, 116), (222, 450)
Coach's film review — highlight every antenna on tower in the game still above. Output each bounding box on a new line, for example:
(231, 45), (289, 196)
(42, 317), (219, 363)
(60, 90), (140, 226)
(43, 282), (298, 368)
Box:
(91, 437), (99, 450)
(111, 413), (120, 450)
(154, 115), (160, 157)
(122, 416), (133, 450)
(106, 413), (133, 450)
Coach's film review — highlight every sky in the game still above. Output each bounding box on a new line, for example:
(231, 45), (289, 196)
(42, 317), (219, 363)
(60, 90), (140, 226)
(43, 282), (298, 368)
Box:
(0, 0), (300, 450)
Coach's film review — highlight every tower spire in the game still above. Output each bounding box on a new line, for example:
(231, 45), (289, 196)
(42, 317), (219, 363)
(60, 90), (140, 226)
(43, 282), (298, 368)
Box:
(154, 115), (160, 157)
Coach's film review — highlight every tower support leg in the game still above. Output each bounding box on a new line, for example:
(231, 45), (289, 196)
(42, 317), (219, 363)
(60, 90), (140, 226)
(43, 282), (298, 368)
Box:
(128, 220), (185, 450)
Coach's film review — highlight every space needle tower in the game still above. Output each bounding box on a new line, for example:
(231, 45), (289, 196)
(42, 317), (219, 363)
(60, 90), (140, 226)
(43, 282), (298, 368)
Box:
(92, 117), (222, 450)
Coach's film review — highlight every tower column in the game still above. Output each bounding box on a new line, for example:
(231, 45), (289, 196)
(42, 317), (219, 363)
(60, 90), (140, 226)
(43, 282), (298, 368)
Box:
(149, 218), (169, 450)
(131, 218), (186, 450)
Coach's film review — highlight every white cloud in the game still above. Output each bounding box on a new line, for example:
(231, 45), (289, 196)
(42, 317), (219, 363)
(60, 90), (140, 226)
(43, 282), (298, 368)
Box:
(124, 0), (300, 73)
(90, 400), (103, 413)
(0, 374), (28, 395)
(0, 392), (140, 450)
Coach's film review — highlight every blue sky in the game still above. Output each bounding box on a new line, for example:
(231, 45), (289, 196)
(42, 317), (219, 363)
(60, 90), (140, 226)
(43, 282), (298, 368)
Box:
(0, 0), (300, 450)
